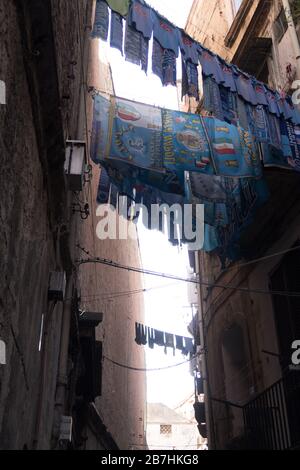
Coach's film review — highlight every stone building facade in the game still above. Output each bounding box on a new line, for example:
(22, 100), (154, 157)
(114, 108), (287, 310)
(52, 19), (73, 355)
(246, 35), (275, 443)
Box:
(185, 0), (300, 450)
(0, 0), (146, 450)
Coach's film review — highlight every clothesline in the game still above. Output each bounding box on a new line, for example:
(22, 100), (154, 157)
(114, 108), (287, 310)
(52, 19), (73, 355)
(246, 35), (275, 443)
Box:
(135, 322), (195, 356)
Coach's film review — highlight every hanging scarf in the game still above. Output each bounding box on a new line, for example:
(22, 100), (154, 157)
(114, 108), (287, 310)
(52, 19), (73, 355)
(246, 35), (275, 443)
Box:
(152, 38), (164, 83)
(182, 59), (199, 99)
(92, 0), (109, 40)
(124, 21), (149, 72)
(110, 11), (124, 54)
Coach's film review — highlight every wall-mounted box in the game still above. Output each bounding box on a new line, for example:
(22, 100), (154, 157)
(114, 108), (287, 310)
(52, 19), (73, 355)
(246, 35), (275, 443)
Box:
(59, 415), (72, 442)
(48, 271), (66, 301)
(64, 140), (86, 191)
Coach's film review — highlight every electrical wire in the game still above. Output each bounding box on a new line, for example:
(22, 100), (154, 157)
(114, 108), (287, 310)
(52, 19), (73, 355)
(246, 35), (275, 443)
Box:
(76, 256), (300, 298)
(104, 353), (197, 372)
(221, 244), (300, 274)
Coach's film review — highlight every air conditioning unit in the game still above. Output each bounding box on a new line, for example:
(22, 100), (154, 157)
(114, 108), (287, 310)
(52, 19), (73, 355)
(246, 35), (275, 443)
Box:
(59, 415), (72, 442)
(64, 140), (86, 191)
(48, 271), (66, 301)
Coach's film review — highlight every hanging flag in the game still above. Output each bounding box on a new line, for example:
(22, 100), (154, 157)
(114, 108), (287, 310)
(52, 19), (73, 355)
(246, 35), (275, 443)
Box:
(106, 0), (130, 17)
(110, 97), (164, 170)
(152, 38), (164, 83)
(162, 49), (177, 86)
(124, 21), (149, 72)
(92, 0), (109, 40)
(92, 93), (263, 178)
(161, 108), (213, 174)
(90, 94), (111, 164)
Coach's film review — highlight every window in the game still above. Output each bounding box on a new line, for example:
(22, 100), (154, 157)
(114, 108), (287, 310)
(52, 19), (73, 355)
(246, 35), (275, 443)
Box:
(270, 242), (300, 370)
(274, 8), (288, 43)
(160, 424), (172, 435)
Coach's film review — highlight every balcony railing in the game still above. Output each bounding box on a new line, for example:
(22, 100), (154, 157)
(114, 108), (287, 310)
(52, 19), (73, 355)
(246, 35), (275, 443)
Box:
(243, 371), (300, 450)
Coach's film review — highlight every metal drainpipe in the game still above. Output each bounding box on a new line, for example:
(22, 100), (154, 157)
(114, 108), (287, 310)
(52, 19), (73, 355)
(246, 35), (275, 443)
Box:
(52, 0), (95, 444)
(195, 251), (216, 450)
(282, 0), (300, 79)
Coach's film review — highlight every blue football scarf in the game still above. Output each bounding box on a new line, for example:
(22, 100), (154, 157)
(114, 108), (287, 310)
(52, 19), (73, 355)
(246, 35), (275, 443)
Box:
(189, 172), (228, 203)
(162, 49), (177, 86)
(182, 60), (199, 99)
(204, 117), (262, 178)
(90, 94), (111, 164)
(220, 86), (238, 125)
(203, 76), (224, 121)
(285, 122), (300, 171)
(161, 108), (213, 174)
(265, 88), (280, 116)
(128, 0), (153, 39)
(92, 0), (109, 40)
(152, 38), (164, 83)
(110, 11), (124, 54)
(124, 21), (149, 71)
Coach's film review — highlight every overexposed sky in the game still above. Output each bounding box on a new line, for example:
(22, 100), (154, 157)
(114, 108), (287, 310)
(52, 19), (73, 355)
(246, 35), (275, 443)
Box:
(99, 0), (195, 408)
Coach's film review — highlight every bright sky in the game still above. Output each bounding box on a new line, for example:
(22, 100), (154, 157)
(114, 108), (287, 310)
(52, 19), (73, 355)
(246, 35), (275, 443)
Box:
(99, 0), (195, 408)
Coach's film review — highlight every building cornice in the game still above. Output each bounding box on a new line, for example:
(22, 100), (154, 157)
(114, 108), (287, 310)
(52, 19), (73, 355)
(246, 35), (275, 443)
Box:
(225, 0), (257, 48)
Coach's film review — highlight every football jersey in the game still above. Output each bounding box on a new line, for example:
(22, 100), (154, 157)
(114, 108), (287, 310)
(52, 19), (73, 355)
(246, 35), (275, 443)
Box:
(220, 62), (237, 92)
(199, 48), (224, 84)
(128, 0), (153, 39)
(153, 12), (179, 56)
(234, 71), (258, 105)
(179, 31), (199, 65)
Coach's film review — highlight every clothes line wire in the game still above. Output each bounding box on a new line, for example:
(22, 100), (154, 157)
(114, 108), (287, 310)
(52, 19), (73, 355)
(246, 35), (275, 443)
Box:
(103, 353), (198, 372)
(76, 256), (300, 298)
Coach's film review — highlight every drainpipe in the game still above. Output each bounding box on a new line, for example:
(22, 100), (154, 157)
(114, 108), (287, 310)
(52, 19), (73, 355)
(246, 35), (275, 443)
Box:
(195, 251), (216, 450)
(282, 0), (300, 79)
(52, 0), (95, 444)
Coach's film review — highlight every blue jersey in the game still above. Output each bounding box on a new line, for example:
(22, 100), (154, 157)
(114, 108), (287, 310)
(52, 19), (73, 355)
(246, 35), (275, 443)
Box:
(179, 31), (199, 65)
(110, 11), (123, 54)
(265, 89), (280, 116)
(128, 0), (153, 39)
(220, 62), (236, 92)
(153, 12), (179, 56)
(253, 81), (268, 106)
(199, 48), (224, 84)
(234, 71), (258, 105)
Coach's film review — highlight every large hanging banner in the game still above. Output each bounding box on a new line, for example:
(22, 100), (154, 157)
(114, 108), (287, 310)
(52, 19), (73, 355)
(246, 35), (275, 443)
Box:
(91, 94), (262, 178)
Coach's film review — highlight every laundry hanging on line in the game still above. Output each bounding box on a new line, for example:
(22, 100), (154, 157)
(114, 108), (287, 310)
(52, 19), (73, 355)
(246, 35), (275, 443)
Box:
(91, 93), (262, 178)
(92, 0), (300, 172)
(135, 322), (195, 356)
